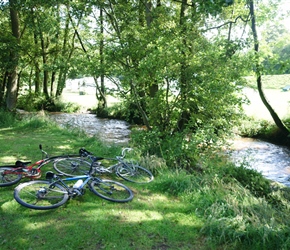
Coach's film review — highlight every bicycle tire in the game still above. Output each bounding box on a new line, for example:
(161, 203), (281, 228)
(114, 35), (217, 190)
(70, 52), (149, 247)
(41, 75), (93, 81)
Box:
(0, 167), (22, 187)
(53, 157), (91, 176)
(116, 162), (154, 184)
(14, 180), (69, 210)
(89, 178), (133, 203)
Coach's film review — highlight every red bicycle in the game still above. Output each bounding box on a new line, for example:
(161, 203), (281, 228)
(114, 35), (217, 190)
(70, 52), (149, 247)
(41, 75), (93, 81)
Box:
(0, 145), (78, 187)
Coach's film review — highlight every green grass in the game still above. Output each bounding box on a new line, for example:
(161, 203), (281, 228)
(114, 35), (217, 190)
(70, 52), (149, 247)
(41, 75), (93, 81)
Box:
(244, 74), (290, 89)
(1, 107), (290, 249)
(243, 74), (290, 121)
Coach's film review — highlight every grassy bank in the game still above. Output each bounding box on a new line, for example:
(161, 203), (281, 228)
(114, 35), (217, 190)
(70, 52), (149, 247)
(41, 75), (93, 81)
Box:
(1, 112), (290, 249)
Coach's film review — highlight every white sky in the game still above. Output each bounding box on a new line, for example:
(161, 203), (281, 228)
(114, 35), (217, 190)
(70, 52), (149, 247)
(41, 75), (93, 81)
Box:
(279, 0), (290, 28)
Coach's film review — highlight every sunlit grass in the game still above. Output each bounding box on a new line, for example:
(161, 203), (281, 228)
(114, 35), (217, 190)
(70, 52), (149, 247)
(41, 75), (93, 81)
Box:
(242, 74), (290, 121)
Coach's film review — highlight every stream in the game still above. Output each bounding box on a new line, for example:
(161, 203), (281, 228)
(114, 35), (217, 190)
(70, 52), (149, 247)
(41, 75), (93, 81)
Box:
(49, 113), (131, 145)
(228, 138), (290, 187)
(49, 113), (290, 187)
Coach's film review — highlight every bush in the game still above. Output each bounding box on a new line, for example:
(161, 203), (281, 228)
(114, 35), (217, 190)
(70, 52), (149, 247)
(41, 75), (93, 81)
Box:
(223, 164), (272, 198)
(130, 125), (223, 172)
(17, 92), (80, 112)
(237, 116), (273, 138)
(0, 109), (18, 128)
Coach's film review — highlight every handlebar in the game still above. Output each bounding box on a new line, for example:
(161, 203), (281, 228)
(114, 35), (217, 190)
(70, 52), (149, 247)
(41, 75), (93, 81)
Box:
(39, 144), (49, 159)
(121, 148), (132, 158)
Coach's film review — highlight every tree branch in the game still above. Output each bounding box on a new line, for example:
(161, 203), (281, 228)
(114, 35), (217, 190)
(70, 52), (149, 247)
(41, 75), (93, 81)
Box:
(202, 14), (250, 32)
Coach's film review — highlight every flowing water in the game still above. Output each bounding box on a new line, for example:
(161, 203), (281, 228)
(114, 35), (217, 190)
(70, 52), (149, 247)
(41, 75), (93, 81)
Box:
(49, 113), (131, 145)
(229, 138), (290, 187)
(49, 113), (290, 186)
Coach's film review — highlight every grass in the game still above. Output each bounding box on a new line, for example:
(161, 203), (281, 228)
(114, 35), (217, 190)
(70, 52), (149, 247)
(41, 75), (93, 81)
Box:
(243, 74), (290, 120)
(0, 116), (202, 250)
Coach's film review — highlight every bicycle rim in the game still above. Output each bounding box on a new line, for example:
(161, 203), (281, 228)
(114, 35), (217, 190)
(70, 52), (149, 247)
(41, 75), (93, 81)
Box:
(0, 167), (22, 187)
(116, 163), (154, 184)
(14, 180), (69, 210)
(90, 179), (133, 203)
(53, 157), (91, 176)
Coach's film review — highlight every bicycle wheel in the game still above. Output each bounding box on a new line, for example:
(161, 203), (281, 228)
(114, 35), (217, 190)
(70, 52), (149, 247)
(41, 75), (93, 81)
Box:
(14, 180), (69, 210)
(0, 167), (22, 187)
(89, 178), (133, 203)
(53, 157), (91, 176)
(116, 162), (154, 184)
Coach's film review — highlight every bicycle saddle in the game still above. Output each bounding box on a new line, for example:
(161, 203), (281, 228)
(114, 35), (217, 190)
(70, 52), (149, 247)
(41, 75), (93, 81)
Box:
(15, 160), (31, 167)
(79, 148), (92, 156)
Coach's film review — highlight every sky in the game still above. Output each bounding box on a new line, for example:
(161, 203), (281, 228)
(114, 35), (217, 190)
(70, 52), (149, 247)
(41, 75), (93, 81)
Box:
(279, 0), (290, 29)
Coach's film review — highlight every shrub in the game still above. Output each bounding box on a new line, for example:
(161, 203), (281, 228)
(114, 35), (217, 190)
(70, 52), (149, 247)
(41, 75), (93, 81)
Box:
(237, 116), (273, 138)
(0, 109), (18, 128)
(17, 92), (80, 112)
(222, 163), (272, 198)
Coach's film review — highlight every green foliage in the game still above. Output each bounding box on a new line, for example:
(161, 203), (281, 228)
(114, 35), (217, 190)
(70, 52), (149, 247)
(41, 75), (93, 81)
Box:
(53, 99), (81, 113)
(260, 21), (290, 74)
(238, 117), (273, 137)
(150, 170), (200, 196)
(17, 92), (80, 112)
(17, 93), (48, 111)
(131, 125), (226, 172)
(0, 109), (18, 128)
(223, 164), (272, 198)
(148, 157), (290, 249)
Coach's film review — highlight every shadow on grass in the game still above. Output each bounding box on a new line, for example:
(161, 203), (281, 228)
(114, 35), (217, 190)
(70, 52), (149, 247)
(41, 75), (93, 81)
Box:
(0, 181), (203, 250)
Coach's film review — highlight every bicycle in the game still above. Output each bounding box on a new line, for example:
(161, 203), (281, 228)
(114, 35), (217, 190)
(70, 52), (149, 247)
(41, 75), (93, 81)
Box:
(0, 145), (79, 187)
(14, 158), (134, 210)
(53, 148), (154, 184)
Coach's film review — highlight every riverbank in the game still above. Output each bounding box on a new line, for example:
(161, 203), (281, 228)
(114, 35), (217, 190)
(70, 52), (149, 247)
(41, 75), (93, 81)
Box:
(1, 112), (290, 249)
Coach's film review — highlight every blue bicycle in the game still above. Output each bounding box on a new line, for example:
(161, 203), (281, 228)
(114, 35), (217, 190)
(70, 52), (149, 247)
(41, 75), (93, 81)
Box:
(14, 159), (134, 210)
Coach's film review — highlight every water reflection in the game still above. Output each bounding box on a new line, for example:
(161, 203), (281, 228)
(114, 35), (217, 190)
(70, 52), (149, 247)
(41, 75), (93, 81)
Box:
(49, 113), (130, 145)
(229, 138), (290, 187)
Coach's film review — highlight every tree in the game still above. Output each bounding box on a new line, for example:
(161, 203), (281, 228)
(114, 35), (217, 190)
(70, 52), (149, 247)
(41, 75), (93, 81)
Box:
(260, 24), (290, 74)
(6, 0), (20, 110)
(248, 0), (290, 136)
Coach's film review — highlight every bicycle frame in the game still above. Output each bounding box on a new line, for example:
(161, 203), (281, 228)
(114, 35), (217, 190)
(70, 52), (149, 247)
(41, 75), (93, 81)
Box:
(79, 147), (133, 174)
(1, 145), (80, 184)
(2, 161), (43, 179)
(52, 175), (92, 191)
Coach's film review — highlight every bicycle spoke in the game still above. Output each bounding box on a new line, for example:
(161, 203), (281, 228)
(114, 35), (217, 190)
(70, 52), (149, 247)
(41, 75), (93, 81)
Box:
(117, 163), (153, 184)
(90, 179), (133, 203)
(14, 181), (69, 210)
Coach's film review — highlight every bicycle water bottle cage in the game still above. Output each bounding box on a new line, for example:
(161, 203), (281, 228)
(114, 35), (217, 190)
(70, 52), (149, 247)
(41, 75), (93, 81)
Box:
(45, 171), (55, 180)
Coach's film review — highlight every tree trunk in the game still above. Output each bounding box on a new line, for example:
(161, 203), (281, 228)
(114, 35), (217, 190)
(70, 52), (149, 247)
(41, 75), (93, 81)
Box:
(0, 72), (8, 105)
(146, 0), (159, 98)
(97, 8), (107, 111)
(6, 0), (20, 110)
(56, 6), (72, 97)
(249, 0), (289, 136)
(175, 0), (190, 132)
(41, 36), (49, 99)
